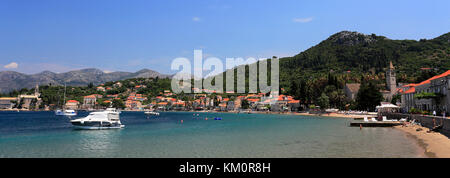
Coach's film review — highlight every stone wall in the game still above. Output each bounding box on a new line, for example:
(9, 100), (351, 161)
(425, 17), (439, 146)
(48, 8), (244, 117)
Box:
(387, 113), (450, 137)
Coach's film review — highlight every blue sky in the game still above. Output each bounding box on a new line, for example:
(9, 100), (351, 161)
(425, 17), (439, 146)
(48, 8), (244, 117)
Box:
(1, 0), (449, 74)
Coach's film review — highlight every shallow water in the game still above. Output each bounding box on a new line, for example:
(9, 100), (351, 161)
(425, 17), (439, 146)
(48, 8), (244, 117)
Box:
(0, 111), (424, 158)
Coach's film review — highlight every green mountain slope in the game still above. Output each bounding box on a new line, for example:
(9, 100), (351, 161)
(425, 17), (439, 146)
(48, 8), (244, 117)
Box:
(279, 31), (450, 85)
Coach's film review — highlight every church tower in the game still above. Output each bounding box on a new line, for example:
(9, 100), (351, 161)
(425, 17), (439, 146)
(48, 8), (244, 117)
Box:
(386, 61), (397, 94)
(34, 83), (40, 97)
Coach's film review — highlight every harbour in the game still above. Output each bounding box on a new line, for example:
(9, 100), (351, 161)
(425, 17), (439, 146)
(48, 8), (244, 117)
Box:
(0, 111), (426, 158)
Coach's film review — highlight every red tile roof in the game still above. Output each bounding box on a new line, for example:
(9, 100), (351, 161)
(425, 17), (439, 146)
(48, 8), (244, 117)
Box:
(247, 98), (260, 102)
(404, 87), (416, 94)
(84, 95), (96, 99)
(401, 70), (450, 94)
(416, 70), (450, 87)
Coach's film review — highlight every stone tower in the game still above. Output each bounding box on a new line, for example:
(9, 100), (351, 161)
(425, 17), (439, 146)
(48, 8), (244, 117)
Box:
(34, 83), (40, 97)
(386, 61), (397, 94)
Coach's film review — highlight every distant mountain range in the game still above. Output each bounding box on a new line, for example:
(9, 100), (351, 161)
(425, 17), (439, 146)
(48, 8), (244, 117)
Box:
(0, 68), (172, 93)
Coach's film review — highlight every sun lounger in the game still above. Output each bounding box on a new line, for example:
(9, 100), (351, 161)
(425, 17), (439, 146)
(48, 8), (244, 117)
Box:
(364, 117), (369, 122)
(371, 118), (378, 122)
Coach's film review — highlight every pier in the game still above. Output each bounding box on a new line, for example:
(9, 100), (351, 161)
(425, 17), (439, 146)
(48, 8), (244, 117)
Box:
(349, 121), (402, 127)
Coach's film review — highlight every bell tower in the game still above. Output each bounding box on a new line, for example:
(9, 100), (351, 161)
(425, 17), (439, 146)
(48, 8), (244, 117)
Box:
(34, 83), (40, 97)
(386, 61), (397, 94)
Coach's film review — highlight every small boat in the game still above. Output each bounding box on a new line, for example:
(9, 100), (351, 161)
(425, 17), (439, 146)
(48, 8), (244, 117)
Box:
(145, 111), (160, 116)
(55, 109), (77, 116)
(55, 83), (77, 116)
(70, 108), (124, 130)
(214, 117), (222, 120)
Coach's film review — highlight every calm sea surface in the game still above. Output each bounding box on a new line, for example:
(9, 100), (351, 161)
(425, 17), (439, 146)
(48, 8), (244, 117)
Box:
(0, 111), (424, 158)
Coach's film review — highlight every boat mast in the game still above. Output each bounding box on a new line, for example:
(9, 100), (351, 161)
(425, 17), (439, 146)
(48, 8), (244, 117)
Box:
(63, 83), (66, 110)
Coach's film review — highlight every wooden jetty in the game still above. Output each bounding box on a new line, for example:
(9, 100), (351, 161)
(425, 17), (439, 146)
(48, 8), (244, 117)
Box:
(349, 121), (403, 127)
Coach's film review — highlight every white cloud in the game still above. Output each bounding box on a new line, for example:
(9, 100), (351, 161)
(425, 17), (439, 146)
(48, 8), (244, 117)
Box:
(4, 62), (18, 69)
(192, 17), (201, 22)
(293, 17), (313, 23)
(103, 70), (114, 74)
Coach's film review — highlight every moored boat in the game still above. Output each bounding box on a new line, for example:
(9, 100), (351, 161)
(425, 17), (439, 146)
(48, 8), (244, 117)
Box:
(70, 108), (124, 129)
(144, 111), (160, 116)
(55, 109), (77, 116)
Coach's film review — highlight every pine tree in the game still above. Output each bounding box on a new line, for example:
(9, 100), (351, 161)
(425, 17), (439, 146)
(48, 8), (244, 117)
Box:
(355, 80), (383, 111)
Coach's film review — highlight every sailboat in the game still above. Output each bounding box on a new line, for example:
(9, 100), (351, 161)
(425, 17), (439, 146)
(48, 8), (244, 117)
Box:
(55, 83), (77, 116)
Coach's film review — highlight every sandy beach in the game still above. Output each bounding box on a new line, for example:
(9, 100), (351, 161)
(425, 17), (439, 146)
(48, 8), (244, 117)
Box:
(395, 125), (450, 158)
(295, 112), (450, 158)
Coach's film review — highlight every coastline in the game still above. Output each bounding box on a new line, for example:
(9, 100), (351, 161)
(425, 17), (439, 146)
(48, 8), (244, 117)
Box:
(2, 110), (447, 158)
(285, 112), (450, 158)
(394, 125), (450, 158)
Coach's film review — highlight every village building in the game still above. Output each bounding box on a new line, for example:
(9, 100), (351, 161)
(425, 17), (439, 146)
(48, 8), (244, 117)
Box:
(65, 100), (79, 110)
(96, 86), (106, 92)
(344, 61), (398, 101)
(17, 84), (42, 110)
(125, 100), (142, 110)
(0, 97), (18, 109)
(226, 101), (235, 111)
(399, 70), (450, 114)
(287, 100), (301, 111)
(83, 95), (97, 109)
(218, 102), (227, 111)
(113, 82), (123, 88)
(344, 83), (361, 100)
(156, 102), (168, 111)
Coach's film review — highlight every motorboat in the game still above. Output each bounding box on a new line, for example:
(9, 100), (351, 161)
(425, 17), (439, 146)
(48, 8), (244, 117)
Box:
(70, 108), (124, 129)
(144, 111), (160, 116)
(55, 109), (77, 116)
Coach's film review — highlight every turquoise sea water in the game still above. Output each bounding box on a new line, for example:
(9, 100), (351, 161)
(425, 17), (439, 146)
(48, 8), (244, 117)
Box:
(0, 111), (424, 158)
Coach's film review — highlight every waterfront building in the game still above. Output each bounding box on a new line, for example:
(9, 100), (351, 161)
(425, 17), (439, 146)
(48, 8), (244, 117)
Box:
(83, 95), (97, 109)
(226, 101), (235, 111)
(234, 97), (242, 111)
(125, 100), (142, 110)
(17, 84), (42, 110)
(0, 97), (18, 109)
(287, 100), (301, 111)
(218, 102), (227, 111)
(65, 100), (79, 110)
(399, 70), (450, 114)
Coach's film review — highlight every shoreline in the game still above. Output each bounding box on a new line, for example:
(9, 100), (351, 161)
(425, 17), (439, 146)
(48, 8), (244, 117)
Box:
(394, 125), (450, 158)
(2, 110), (449, 158)
(0, 109), (376, 119)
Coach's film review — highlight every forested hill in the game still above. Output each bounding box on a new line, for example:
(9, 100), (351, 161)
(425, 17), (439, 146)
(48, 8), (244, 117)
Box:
(279, 31), (450, 86)
(215, 31), (450, 108)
